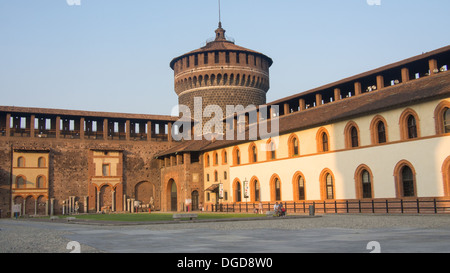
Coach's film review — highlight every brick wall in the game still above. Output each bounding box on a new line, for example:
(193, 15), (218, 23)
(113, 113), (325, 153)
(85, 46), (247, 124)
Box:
(0, 138), (175, 216)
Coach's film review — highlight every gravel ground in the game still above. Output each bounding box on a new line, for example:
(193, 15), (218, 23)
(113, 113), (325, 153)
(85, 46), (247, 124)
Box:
(1, 213), (450, 253)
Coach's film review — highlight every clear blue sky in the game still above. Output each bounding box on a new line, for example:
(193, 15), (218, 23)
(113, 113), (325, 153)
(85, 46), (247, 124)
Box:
(1, 0), (449, 116)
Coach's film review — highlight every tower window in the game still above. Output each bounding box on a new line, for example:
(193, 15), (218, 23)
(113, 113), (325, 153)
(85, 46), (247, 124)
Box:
(377, 121), (386, 143)
(401, 166), (415, 197)
(351, 127), (359, 147)
(215, 52), (219, 63)
(407, 115), (418, 139)
(444, 108), (450, 133)
(326, 174), (334, 199)
(362, 170), (372, 199)
(298, 175), (305, 200)
(322, 133), (329, 152)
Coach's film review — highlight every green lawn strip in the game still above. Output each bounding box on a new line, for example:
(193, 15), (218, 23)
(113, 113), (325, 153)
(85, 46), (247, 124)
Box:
(55, 212), (265, 222)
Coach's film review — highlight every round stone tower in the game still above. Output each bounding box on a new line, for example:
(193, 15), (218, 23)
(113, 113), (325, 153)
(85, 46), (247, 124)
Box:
(170, 23), (273, 133)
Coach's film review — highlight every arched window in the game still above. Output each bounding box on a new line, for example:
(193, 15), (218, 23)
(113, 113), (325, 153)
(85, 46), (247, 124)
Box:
(371, 116), (389, 144)
(345, 122), (360, 149)
(38, 157), (46, 168)
(288, 134), (299, 157)
(222, 150), (228, 164)
(320, 169), (335, 200)
(37, 176), (45, 188)
(407, 115), (418, 139)
(213, 152), (218, 166)
(377, 121), (386, 143)
(394, 160), (417, 198)
(444, 108), (450, 133)
(16, 176), (26, 189)
(249, 143), (257, 163)
(434, 102), (450, 134)
(233, 147), (241, 165)
(235, 181), (242, 202)
(205, 153), (210, 167)
(317, 128), (330, 153)
(293, 138), (299, 155)
(297, 175), (305, 200)
(252, 178), (260, 202)
(17, 157), (25, 168)
(351, 127), (359, 148)
(274, 178), (281, 201)
(322, 133), (329, 152)
(270, 175), (282, 201)
(361, 170), (372, 199)
(355, 165), (374, 199)
(266, 139), (276, 160)
(400, 109), (420, 140)
(326, 174), (334, 199)
(401, 166), (415, 197)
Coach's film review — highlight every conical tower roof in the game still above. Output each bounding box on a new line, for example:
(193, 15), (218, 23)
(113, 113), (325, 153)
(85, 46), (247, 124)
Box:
(170, 24), (273, 69)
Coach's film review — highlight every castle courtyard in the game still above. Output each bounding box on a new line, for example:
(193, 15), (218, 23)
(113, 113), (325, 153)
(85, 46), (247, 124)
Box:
(1, 214), (450, 253)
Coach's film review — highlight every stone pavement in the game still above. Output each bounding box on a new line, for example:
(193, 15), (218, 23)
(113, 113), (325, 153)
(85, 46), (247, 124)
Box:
(2, 214), (450, 253)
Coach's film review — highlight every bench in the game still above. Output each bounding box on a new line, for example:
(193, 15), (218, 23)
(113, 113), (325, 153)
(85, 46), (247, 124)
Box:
(266, 211), (275, 217)
(173, 213), (198, 221)
(66, 217), (76, 222)
(50, 216), (59, 221)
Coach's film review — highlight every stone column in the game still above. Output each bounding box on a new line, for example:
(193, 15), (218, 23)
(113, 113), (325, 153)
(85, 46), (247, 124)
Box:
(168, 122), (173, 143)
(97, 191), (100, 213)
(147, 121), (152, 141)
(80, 117), (85, 139)
(103, 118), (108, 140)
(5, 113), (11, 137)
(10, 198), (14, 219)
(299, 99), (306, 111)
(45, 199), (49, 216)
(125, 120), (130, 141)
(376, 75), (384, 90)
(50, 198), (55, 216)
(354, 82), (362, 96)
(315, 94), (322, 106)
(68, 197), (71, 214)
(30, 114), (35, 138)
(283, 103), (289, 115)
(84, 196), (88, 213)
(429, 59), (438, 74)
(401, 68), (410, 83)
(111, 190), (115, 212)
(34, 198), (38, 216)
(334, 88), (341, 101)
(55, 116), (61, 138)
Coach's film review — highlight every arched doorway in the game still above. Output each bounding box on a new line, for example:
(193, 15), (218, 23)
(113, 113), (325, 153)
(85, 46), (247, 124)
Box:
(37, 196), (47, 215)
(99, 185), (113, 210)
(25, 196), (34, 215)
(191, 190), (199, 211)
(169, 179), (177, 212)
(135, 181), (154, 205)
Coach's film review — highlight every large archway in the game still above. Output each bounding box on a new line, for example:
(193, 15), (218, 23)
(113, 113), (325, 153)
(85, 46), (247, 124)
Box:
(37, 195), (47, 215)
(99, 185), (113, 210)
(191, 190), (199, 211)
(135, 181), (155, 206)
(168, 179), (177, 212)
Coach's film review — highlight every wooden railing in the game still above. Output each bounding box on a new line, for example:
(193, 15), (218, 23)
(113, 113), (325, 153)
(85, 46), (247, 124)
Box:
(209, 198), (450, 214)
